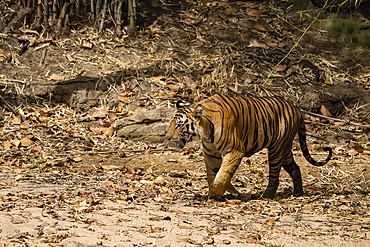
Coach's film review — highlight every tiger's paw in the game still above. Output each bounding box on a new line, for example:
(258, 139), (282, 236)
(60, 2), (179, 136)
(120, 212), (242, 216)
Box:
(209, 184), (227, 199)
(293, 190), (304, 197)
(261, 190), (276, 199)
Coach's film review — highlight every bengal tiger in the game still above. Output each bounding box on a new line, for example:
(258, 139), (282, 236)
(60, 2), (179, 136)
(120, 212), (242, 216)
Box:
(165, 93), (332, 199)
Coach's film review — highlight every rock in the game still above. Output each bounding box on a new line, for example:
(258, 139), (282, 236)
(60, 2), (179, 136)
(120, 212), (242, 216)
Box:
(116, 108), (175, 143)
(116, 108), (175, 128)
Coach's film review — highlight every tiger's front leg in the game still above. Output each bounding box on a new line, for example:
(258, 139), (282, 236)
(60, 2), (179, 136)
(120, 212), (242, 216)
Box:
(204, 153), (240, 196)
(208, 151), (244, 199)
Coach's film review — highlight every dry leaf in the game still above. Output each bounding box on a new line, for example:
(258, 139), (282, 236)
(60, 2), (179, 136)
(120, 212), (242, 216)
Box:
(218, 13), (228, 22)
(352, 144), (365, 153)
(303, 204), (314, 211)
(0, 49), (11, 62)
(11, 140), (21, 148)
(226, 199), (241, 205)
(126, 166), (135, 174)
(118, 95), (132, 104)
(152, 75), (166, 81)
(266, 218), (275, 225)
(347, 149), (358, 156)
(77, 68), (85, 75)
(82, 40), (92, 49)
(274, 65), (287, 72)
(3, 141), (12, 150)
(100, 70), (112, 75)
(222, 239), (231, 244)
(324, 79), (333, 85)
(20, 137), (33, 147)
(11, 116), (22, 125)
(254, 24), (267, 32)
(104, 126), (115, 137)
(245, 237), (257, 243)
(266, 42), (277, 47)
(225, 7), (238, 14)
(320, 105), (333, 117)
(245, 8), (262, 16)
(73, 156), (83, 162)
(49, 73), (65, 81)
(248, 38), (268, 49)
(363, 79), (370, 89)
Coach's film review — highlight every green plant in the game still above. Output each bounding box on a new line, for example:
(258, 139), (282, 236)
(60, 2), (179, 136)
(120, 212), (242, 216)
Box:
(359, 31), (370, 48)
(329, 19), (360, 41)
(29, 157), (42, 169)
(329, 19), (370, 48)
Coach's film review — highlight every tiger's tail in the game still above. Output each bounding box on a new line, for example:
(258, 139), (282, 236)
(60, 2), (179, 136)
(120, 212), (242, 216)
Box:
(298, 117), (332, 166)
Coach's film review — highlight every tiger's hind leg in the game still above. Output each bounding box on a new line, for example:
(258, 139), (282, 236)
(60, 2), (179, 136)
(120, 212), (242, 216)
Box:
(204, 152), (239, 195)
(262, 160), (282, 199)
(282, 151), (303, 197)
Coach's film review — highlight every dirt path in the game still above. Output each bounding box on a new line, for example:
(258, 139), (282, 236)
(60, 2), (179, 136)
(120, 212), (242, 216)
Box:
(1, 151), (369, 246)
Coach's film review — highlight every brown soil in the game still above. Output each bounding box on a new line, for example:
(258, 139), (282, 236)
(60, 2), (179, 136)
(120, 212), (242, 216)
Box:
(0, 0), (370, 246)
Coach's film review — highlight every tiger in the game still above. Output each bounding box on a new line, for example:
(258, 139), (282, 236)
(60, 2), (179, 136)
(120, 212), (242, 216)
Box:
(165, 93), (332, 199)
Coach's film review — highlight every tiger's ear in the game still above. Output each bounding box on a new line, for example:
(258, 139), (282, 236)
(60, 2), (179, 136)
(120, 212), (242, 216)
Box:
(192, 105), (204, 122)
(176, 101), (185, 109)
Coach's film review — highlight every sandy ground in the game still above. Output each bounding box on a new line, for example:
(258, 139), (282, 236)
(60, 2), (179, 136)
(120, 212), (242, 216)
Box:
(1, 152), (369, 247)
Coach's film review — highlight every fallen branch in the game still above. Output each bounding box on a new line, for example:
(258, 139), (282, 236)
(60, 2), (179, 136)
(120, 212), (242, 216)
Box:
(301, 110), (370, 129)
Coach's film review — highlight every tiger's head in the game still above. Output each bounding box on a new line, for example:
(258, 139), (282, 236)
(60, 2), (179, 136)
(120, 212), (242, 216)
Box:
(165, 101), (202, 149)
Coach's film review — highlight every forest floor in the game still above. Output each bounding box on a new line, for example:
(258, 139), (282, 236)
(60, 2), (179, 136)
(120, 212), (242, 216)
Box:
(0, 0), (370, 246)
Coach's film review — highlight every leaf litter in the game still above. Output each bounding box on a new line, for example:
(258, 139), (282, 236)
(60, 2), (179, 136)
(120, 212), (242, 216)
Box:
(0, 0), (370, 246)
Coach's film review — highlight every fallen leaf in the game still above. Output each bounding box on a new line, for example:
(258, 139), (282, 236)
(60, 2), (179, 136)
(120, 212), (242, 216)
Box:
(338, 205), (351, 210)
(266, 218), (275, 225)
(254, 24), (267, 32)
(126, 166), (135, 174)
(49, 73), (65, 81)
(0, 49), (11, 62)
(363, 79), (370, 89)
(152, 75), (166, 81)
(222, 239), (231, 244)
(347, 149), (358, 156)
(324, 79), (333, 85)
(102, 165), (115, 170)
(11, 116), (22, 125)
(225, 8), (238, 14)
(82, 40), (92, 49)
(118, 95), (132, 104)
(73, 156), (83, 162)
(320, 105), (333, 117)
(77, 68), (85, 75)
(245, 237), (257, 243)
(352, 144), (365, 153)
(249, 38), (269, 49)
(226, 199), (241, 205)
(245, 8), (262, 16)
(100, 70), (112, 75)
(11, 140), (21, 148)
(20, 137), (33, 147)
(274, 65), (287, 72)
(303, 204), (314, 211)
(103, 126), (115, 137)
(218, 13), (228, 22)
